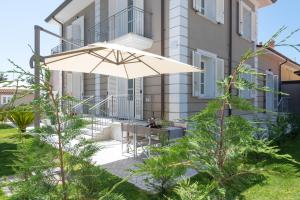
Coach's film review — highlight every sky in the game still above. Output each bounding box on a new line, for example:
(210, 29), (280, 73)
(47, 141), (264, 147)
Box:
(0, 0), (299, 79)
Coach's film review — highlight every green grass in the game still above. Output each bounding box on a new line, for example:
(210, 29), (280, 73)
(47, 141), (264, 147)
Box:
(241, 134), (300, 200)
(0, 128), (156, 200)
(1, 127), (299, 200)
(0, 128), (19, 177)
(0, 128), (19, 200)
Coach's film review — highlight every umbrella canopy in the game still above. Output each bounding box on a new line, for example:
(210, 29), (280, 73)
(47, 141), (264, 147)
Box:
(43, 42), (200, 79)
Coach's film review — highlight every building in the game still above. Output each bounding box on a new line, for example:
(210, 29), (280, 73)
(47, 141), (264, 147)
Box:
(257, 42), (300, 115)
(46, 0), (277, 122)
(0, 87), (34, 107)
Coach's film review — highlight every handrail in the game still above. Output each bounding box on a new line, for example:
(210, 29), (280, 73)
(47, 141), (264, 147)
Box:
(72, 96), (94, 110)
(89, 95), (112, 111)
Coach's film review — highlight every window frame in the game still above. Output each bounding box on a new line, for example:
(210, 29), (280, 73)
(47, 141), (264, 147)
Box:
(193, 0), (219, 24)
(1, 95), (13, 105)
(193, 49), (223, 99)
(239, 1), (255, 42)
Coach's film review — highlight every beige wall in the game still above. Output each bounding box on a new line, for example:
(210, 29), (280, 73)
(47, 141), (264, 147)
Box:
(282, 65), (300, 81)
(0, 92), (34, 106)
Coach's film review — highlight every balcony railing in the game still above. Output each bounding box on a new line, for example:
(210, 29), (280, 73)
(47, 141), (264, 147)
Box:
(88, 6), (152, 44)
(51, 39), (85, 55)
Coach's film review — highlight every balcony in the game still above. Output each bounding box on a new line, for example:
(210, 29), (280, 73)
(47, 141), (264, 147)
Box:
(51, 39), (85, 55)
(88, 6), (153, 50)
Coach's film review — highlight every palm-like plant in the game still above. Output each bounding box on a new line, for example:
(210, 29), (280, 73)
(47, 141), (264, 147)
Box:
(8, 105), (34, 133)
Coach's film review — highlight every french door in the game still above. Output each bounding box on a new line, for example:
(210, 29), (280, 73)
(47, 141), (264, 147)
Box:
(108, 76), (143, 120)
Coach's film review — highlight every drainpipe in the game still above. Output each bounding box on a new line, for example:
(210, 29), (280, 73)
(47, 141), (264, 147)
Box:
(52, 17), (65, 96)
(160, 0), (165, 119)
(228, 0), (233, 116)
(279, 59), (288, 101)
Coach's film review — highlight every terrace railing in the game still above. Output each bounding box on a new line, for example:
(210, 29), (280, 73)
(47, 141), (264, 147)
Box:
(51, 39), (85, 55)
(88, 6), (152, 44)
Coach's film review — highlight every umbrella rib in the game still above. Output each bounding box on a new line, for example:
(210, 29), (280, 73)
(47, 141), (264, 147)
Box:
(89, 50), (114, 73)
(123, 55), (144, 64)
(122, 54), (135, 62)
(44, 52), (87, 65)
(131, 54), (161, 75)
(120, 53), (129, 79)
(88, 51), (116, 64)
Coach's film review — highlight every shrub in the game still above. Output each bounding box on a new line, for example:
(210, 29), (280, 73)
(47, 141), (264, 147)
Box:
(8, 106), (34, 133)
(0, 123), (14, 129)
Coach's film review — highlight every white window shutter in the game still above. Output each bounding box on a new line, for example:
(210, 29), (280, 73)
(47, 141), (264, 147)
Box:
(251, 11), (257, 42)
(192, 51), (202, 97)
(66, 73), (73, 95)
(250, 73), (256, 98)
(239, 70), (252, 99)
(193, 0), (200, 12)
(273, 75), (279, 111)
(66, 25), (73, 51)
(265, 73), (274, 111)
(239, 73), (247, 98)
(238, 0), (244, 35)
(216, 0), (225, 24)
(215, 58), (225, 97)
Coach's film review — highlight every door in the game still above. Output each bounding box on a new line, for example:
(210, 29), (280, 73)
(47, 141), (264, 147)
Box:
(66, 25), (73, 51)
(132, 0), (144, 35)
(108, 77), (143, 120)
(109, 0), (128, 40)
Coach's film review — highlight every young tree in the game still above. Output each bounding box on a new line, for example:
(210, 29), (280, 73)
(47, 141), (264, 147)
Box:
(137, 27), (299, 199)
(5, 60), (101, 199)
(5, 59), (131, 200)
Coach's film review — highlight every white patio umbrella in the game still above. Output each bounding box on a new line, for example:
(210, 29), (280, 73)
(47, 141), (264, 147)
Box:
(43, 42), (200, 79)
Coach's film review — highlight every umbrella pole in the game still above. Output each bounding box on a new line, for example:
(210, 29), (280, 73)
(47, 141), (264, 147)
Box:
(32, 25), (83, 129)
(34, 26), (41, 128)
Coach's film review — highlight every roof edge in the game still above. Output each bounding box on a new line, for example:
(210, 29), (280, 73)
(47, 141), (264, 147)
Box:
(257, 44), (300, 68)
(45, 0), (72, 23)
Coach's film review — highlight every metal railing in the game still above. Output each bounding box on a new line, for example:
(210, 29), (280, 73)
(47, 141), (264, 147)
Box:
(278, 97), (291, 113)
(87, 94), (143, 137)
(88, 6), (152, 44)
(51, 39), (85, 55)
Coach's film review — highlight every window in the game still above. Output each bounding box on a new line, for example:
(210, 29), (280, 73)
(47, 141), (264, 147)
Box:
(193, 0), (224, 24)
(239, 65), (255, 99)
(239, 0), (256, 41)
(128, 79), (134, 101)
(1, 95), (12, 105)
(192, 50), (225, 98)
(265, 71), (279, 111)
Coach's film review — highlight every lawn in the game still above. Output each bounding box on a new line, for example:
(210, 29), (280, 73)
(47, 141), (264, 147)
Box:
(1, 127), (299, 200)
(241, 134), (300, 200)
(0, 128), (155, 200)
